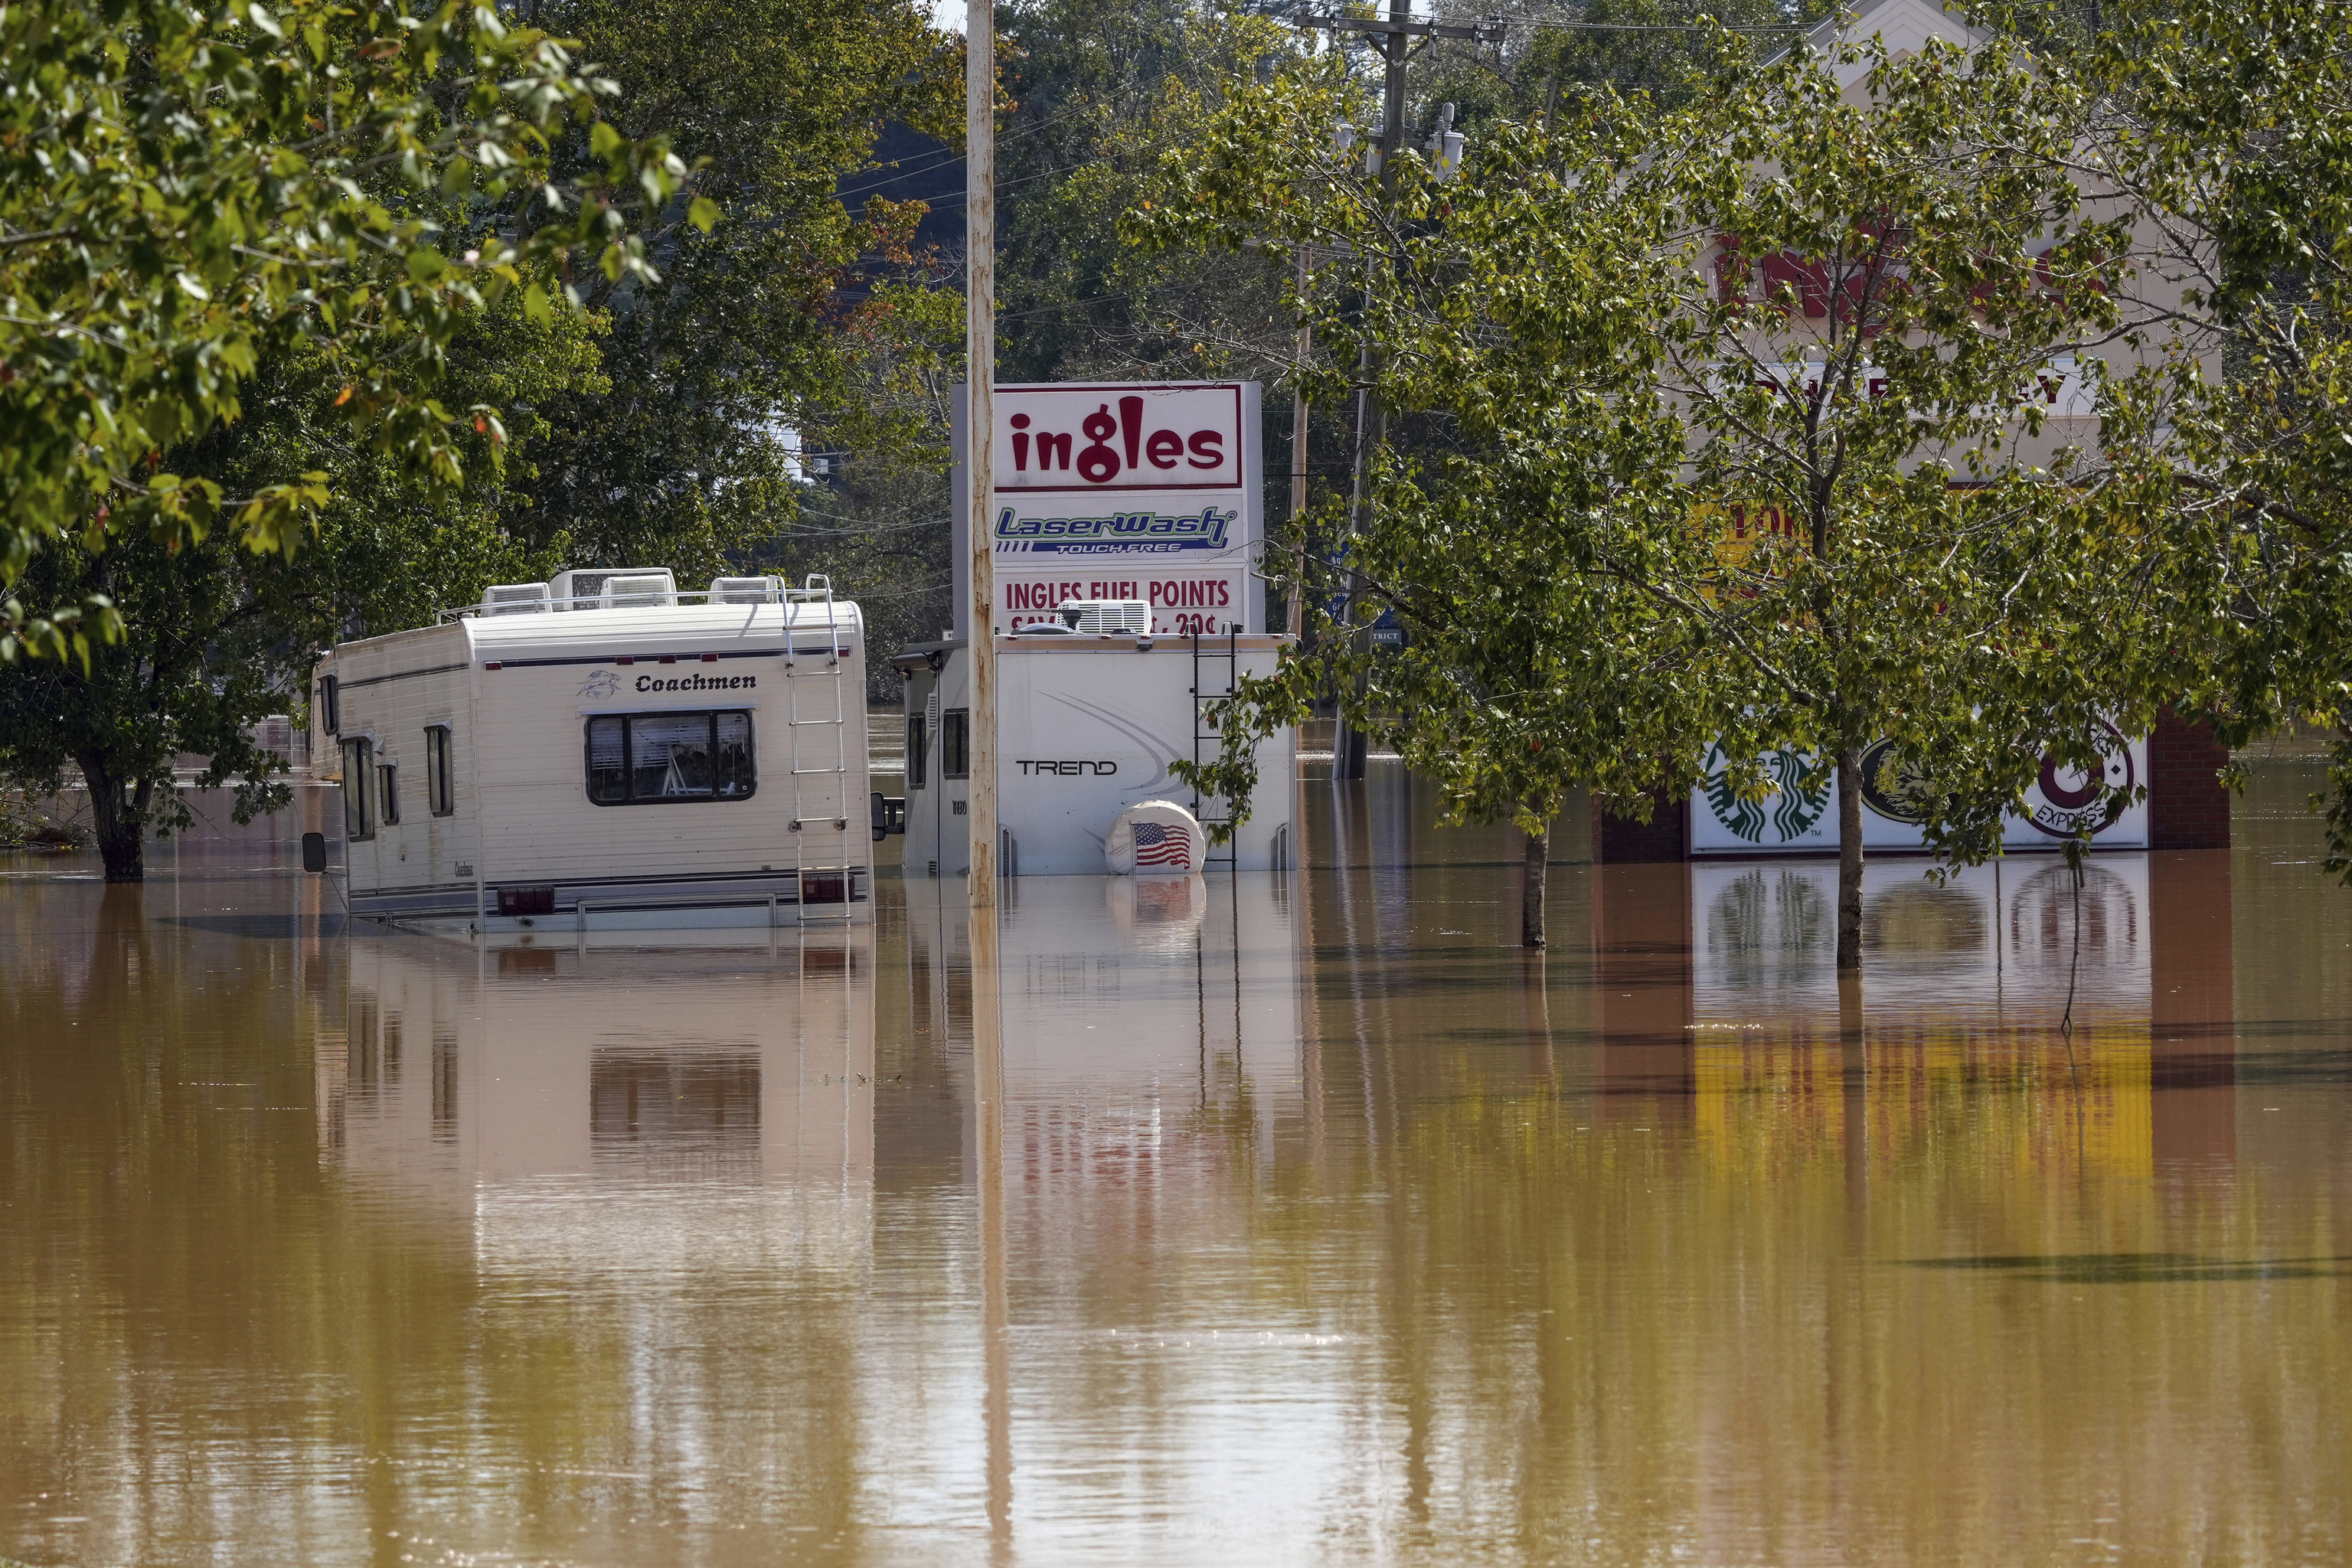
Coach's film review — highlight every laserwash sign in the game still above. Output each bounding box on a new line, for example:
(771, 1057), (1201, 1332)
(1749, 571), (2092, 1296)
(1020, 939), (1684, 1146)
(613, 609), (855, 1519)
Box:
(954, 382), (1263, 637)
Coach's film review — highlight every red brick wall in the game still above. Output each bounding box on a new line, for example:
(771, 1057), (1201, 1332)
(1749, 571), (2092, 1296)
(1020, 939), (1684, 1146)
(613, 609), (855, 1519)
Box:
(2149, 708), (2231, 850)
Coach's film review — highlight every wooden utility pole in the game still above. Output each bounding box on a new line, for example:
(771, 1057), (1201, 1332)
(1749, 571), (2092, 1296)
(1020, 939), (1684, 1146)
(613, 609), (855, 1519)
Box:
(966, 0), (998, 906)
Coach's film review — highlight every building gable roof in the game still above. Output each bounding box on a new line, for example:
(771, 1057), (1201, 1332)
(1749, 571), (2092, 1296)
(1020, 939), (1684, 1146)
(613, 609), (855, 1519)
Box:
(1773, 0), (1998, 87)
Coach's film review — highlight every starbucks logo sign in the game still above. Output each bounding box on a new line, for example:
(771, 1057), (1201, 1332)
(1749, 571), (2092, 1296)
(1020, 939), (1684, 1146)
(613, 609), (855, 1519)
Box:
(1701, 742), (1831, 843)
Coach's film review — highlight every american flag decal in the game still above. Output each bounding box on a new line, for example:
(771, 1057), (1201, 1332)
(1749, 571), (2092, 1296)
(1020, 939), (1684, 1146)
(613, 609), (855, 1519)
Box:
(1132, 821), (1192, 868)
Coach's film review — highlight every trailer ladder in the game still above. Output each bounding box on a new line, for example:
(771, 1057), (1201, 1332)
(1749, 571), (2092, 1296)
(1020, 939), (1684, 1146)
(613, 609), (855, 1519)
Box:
(1189, 627), (1240, 871)
(784, 575), (858, 921)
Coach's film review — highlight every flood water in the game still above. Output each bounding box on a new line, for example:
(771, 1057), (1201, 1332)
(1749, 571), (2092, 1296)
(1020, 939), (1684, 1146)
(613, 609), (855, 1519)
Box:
(4, 758), (2349, 1567)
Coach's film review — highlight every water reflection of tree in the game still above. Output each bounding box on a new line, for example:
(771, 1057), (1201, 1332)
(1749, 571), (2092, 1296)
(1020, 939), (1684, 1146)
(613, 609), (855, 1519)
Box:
(1864, 880), (1990, 970)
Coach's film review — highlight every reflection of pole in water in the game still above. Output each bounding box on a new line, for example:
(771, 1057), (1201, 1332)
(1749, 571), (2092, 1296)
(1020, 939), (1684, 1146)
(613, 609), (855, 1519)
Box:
(1195, 897), (1207, 1104)
(1232, 874), (1243, 1077)
(1329, 776), (1379, 1158)
(969, 901), (1011, 1557)
(1295, 766), (1326, 1174)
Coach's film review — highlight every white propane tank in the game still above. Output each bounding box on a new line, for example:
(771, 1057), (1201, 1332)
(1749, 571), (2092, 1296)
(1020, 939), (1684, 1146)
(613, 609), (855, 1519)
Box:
(1104, 801), (1205, 876)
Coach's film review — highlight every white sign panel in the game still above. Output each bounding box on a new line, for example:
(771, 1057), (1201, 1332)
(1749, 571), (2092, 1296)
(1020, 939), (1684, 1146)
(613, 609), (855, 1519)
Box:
(1690, 730), (2151, 854)
(955, 381), (1263, 637)
(1717, 356), (2096, 419)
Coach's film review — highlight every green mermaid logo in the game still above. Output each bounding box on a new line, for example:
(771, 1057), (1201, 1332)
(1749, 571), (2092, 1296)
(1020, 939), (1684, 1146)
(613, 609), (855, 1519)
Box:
(1702, 742), (1831, 844)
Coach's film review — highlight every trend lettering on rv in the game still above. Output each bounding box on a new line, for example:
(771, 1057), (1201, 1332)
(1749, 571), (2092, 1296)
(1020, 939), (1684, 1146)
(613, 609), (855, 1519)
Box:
(1017, 760), (1118, 776)
(632, 672), (756, 693)
(994, 505), (1233, 555)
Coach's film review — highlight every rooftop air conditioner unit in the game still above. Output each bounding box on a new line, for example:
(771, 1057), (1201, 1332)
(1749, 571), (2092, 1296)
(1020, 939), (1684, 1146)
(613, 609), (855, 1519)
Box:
(1068, 599), (1149, 635)
(480, 583), (552, 616)
(710, 576), (782, 604)
(601, 571), (678, 609)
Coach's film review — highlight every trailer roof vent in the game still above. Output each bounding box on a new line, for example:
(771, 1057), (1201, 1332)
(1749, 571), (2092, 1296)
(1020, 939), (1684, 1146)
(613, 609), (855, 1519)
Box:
(547, 567), (675, 611)
(710, 575), (782, 605)
(481, 582), (552, 616)
(602, 571), (677, 609)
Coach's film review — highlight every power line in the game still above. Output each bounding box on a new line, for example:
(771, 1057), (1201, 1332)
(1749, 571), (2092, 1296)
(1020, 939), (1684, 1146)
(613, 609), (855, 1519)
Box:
(1524, 18), (1807, 31)
(834, 103), (1098, 201)
(785, 511), (951, 540)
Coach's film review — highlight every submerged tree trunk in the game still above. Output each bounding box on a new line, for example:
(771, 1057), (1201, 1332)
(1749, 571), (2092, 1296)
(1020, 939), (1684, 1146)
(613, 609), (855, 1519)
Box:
(1521, 815), (1549, 949)
(78, 751), (146, 884)
(1835, 742), (1864, 970)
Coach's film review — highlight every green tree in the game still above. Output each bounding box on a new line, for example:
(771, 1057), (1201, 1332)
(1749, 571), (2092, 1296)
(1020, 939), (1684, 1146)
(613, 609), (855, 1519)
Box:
(2058, 0), (2352, 873)
(0, 0), (687, 658)
(502, 0), (964, 580)
(1151, 28), (2156, 958)
(0, 296), (599, 880)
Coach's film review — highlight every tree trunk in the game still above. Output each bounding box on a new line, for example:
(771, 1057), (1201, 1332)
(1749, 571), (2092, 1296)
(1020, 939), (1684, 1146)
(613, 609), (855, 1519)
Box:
(1521, 815), (1549, 949)
(78, 751), (145, 884)
(1835, 742), (1864, 970)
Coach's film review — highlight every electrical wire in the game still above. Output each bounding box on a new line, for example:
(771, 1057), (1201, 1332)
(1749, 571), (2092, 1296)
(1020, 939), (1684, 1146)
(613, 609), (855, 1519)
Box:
(785, 512), (952, 540)
(834, 103), (1098, 201)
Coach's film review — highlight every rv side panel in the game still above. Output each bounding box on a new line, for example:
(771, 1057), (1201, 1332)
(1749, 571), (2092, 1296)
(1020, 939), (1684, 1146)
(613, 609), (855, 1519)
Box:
(321, 622), (479, 906)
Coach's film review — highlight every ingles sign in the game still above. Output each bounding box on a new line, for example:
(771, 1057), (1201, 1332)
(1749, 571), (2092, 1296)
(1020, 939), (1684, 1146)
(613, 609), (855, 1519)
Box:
(956, 382), (1262, 636)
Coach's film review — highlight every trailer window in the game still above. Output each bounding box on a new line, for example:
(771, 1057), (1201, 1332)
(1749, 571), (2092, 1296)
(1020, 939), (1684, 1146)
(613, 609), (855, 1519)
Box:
(378, 763), (400, 825)
(317, 674), (340, 737)
(584, 711), (756, 805)
(942, 707), (969, 779)
(340, 737), (374, 840)
(424, 725), (454, 816)
(905, 711), (927, 790)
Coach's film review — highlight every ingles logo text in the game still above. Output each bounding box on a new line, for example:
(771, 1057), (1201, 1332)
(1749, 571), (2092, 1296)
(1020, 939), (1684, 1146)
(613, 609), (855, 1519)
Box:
(994, 505), (1233, 555)
(1011, 395), (1223, 485)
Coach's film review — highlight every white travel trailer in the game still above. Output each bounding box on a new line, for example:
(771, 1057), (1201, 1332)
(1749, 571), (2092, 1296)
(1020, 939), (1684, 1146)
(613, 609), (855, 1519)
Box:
(311, 571), (872, 932)
(893, 614), (1297, 877)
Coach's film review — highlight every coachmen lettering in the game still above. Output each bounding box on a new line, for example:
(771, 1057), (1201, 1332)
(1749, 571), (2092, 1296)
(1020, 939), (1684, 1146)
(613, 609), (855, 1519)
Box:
(955, 381), (1264, 636)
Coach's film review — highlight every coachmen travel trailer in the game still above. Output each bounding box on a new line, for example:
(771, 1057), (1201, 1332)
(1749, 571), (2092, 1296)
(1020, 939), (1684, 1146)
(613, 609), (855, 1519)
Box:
(309, 570), (873, 933)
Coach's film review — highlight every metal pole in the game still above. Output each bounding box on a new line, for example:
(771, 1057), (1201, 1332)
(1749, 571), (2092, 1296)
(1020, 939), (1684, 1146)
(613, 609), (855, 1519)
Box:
(966, 0), (998, 906)
(1334, 0), (1409, 782)
(1288, 244), (1312, 641)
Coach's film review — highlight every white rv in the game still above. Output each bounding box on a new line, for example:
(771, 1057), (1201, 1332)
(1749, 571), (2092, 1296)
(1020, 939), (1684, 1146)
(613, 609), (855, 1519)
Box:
(893, 612), (1296, 877)
(310, 571), (872, 932)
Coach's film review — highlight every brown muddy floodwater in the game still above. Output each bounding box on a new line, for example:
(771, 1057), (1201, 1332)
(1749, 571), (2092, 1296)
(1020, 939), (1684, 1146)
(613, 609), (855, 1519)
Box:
(3, 758), (2350, 1568)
